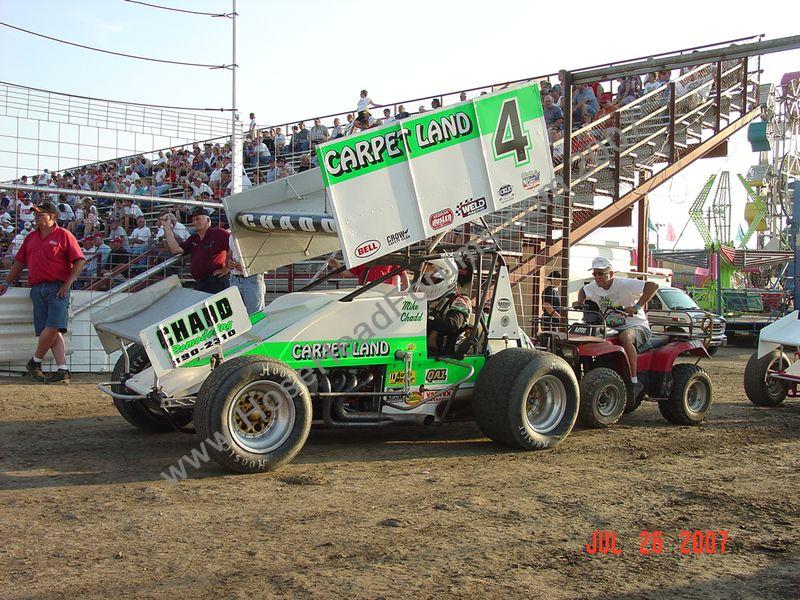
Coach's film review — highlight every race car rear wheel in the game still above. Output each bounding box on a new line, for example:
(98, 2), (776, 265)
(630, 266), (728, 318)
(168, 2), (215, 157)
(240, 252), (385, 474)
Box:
(111, 344), (192, 432)
(472, 348), (579, 449)
(744, 349), (790, 406)
(578, 367), (627, 428)
(658, 364), (712, 425)
(195, 356), (312, 473)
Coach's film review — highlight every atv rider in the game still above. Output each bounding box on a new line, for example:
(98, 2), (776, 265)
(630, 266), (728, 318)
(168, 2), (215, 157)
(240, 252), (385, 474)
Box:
(576, 257), (658, 398)
(420, 258), (474, 356)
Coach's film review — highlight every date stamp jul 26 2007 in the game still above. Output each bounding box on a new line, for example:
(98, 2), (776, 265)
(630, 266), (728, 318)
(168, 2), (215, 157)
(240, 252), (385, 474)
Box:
(584, 530), (730, 556)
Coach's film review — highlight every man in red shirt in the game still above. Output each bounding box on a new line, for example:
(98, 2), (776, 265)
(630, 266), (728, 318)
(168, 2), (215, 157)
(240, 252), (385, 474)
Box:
(161, 207), (230, 294)
(0, 201), (85, 383)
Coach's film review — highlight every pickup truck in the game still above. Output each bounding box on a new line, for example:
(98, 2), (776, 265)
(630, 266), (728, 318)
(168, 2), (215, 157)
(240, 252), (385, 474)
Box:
(646, 287), (727, 354)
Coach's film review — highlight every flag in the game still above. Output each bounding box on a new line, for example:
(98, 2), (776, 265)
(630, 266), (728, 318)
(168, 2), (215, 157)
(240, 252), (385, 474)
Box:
(648, 218), (658, 233)
(735, 225), (745, 243)
(666, 223), (676, 242)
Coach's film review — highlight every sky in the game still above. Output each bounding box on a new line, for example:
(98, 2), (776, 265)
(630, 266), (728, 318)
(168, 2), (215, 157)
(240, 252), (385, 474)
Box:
(1, 0), (798, 250)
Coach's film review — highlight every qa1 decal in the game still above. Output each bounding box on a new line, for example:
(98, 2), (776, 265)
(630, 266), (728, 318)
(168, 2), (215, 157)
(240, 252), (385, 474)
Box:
(425, 368), (448, 383)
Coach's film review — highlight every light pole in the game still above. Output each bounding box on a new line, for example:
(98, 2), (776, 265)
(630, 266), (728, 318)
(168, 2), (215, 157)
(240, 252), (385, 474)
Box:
(230, 0), (242, 196)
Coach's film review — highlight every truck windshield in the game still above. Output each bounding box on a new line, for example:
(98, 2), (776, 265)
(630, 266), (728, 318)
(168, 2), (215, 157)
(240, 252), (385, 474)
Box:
(659, 289), (700, 310)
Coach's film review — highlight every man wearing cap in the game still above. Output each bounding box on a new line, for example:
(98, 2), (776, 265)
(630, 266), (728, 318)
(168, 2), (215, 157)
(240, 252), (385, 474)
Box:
(0, 201), (85, 383)
(576, 257), (658, 398)
(161, 206), (230, 294)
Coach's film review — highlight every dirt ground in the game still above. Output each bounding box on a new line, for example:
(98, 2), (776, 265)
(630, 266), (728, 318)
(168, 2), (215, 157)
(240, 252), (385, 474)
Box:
(1, 344), (799, 599)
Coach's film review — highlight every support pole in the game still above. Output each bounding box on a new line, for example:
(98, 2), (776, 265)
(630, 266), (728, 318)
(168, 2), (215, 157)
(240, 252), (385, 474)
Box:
(637, 194), (649, 273)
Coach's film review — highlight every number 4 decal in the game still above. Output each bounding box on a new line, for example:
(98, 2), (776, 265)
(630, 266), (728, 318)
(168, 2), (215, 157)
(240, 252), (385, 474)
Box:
(493, 98), (531, 165)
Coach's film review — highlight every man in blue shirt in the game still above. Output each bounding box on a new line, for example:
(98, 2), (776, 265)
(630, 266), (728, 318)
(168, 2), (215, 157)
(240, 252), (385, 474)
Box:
(543, 94), (564, 131)
(572, 84), (599, 123)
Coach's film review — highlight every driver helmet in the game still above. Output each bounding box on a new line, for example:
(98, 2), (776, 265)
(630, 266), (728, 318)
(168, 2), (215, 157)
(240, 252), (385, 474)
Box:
(415, 258), (458, 301)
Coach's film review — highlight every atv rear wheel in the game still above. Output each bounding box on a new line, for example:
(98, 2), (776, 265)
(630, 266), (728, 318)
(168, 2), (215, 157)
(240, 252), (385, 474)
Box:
(658, 364), (712, 425)
(578, 367), (627, 428)
(473, 348), (579, 449)
(111, 344), (192, 432)
(744, 349), (790, 406)
(194, 356), (312, 473)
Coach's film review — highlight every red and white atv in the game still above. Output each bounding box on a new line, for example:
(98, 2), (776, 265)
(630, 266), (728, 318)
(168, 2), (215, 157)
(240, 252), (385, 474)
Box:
(539, 301), (713, 428)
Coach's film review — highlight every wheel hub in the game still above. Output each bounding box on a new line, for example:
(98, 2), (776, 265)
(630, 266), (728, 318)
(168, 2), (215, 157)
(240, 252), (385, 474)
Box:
(227, 381), (295, 454)
(525, 375), (567, 434)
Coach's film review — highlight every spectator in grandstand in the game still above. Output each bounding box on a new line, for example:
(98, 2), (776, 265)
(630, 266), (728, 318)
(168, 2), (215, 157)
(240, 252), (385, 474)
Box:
(92, 232), (111, 270)
(310, 118), (329, 147)
(572, 83), (599, 123)
(276, 156), (295, 179)
(418, 105), (427, 114)
(460, 91), (468, 101)
(381, 108), (395, 124)
(357, 89), (379, 114)
(431, 98), (442, 110)
(0, 201), (85, 384)
(161, 206), (230, 294)
(658, 70), (672, 85)
(265, 159), (278, 183)
(105, 217), (129, 250)
(191, 175), (213, 199)
(615, 76), (639, 106)
(153, 150), (167, 168)
(550, 85), (562, 108)
(18, 195), (35, 230)
(594, 95), (618, 122)
(76, 236), (98, 287)
(102, 236), (130, 283)
(128, 215), (151, 258)
(263, 129), (275, 155)
(395, 105), (410, 120)
(274, 127), (286, 154)
(155, 210), (188, 244)
(292, 122), (311, 153)
(57, 202), (75, 228)
(124, 167), (140, 184)
(1, 215), (14, 242)
(330, 118), (344, 140)
(252, 136), (271, 165)
(542, 94), (564, 131)
(122, 199), (144, 230)
(248, 112), (257, 139)
(298, 155), (312, 172)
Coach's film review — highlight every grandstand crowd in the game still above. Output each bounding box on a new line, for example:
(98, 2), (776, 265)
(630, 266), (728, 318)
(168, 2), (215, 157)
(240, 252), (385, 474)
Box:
(1, 68), (700, 290)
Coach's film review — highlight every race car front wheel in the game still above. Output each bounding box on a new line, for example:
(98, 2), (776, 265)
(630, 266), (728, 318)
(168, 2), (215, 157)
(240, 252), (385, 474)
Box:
(195, 356), (312, 473)
(472, 348), (579, 450)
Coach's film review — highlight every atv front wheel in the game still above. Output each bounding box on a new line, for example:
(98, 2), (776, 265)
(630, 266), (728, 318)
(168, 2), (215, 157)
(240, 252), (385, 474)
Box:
(111, 344), (192, 432)
(744, 349), (790, 406)
(194, 356), (312, 473)
(472, 348), (579, 449)
(578, 367), (627, 428)
(658, 364), (712, 425)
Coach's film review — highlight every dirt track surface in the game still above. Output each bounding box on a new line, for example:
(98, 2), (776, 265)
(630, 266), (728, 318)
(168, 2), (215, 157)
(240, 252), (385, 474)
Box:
(1, 345), (799, 599)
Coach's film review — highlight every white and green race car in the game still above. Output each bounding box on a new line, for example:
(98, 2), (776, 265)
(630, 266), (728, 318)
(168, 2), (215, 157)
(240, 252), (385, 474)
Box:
(92, 248), (580, 473)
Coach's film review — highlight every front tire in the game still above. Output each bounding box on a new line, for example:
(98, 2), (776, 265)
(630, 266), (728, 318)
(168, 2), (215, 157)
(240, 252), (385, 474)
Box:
(473, 348), (579, 449)
(578, 368), (627, 428)
(194, 356), (312, 473)
(111, 344), (192, 432)
(658, 364), (712, 425)
(744, 350), (790, 406)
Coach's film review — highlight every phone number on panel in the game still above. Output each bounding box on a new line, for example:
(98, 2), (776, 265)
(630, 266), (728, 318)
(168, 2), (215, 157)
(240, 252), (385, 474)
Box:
(584, 530), (730, 555)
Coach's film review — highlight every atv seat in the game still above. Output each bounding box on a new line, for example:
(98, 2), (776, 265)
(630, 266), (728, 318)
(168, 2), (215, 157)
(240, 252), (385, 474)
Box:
(637, 335), (670, 353)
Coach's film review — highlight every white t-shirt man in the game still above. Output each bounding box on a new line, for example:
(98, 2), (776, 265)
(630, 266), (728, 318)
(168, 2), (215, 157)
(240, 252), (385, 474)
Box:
(581, 277), (649, 329)
(156, 221), (188, 243)
(18, 200), (35, 224)
(124, 203), (143, 220)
